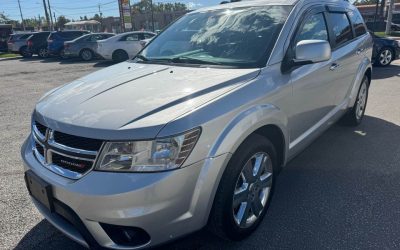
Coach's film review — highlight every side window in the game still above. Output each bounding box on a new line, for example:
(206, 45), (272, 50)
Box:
(328, 13), (353, 47)
(144, 33), (155, 39)
(348, 10), (367, 37)
(126, 34), (139, 41)
(296, 13), (329, 44)
(120, 34), (139, 41)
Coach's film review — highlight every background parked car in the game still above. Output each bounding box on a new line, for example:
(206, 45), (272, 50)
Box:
(63, 33), (115, 61)
(25, 31), (51, 58)
(47, 30), (90, 59)
(96, 31), (156, 62)
(7, 33), (32, 56)
(370, 32), (400, 66)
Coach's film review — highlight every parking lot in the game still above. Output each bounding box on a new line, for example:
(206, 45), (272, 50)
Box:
(0, 57), (400, 250)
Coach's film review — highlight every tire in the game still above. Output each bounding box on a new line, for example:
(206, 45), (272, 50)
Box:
(80, 49), (94, 61)
(37, 47), (49, 58)
(375, 47), (393, 67)
(341, 75), (369, 126)
(20, 46), (32, 58)
(208, 133), (277, 240)
(112, 50), (129, 63)
(59, 49), (68, 60)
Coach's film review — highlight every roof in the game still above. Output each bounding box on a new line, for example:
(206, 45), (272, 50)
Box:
(192, 0), (299, 12)
(64, 20), (100, 26)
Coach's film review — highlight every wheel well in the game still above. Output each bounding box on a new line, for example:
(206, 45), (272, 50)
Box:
(79, 48), (93, 55)
(365, 67), (371, 86)
(113, 49), (126, 55)
(19, 45), (27, 52)
(253, 125), (285, 168)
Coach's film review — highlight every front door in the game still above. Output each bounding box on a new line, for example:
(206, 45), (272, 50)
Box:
(288, 9), (338, 142)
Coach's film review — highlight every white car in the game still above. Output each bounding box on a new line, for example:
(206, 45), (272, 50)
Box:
(96, 31), (156, 62)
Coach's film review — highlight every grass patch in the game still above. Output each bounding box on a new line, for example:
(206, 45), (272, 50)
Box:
(374, 31), (400, 37)
(0, 53), (19, 59)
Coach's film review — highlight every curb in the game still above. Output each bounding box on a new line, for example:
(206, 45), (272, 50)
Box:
(0, 56), (22, 61)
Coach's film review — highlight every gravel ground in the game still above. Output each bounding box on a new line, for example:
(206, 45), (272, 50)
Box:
(0, 57), (400, 250)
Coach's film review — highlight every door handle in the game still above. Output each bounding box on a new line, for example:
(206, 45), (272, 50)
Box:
(329, 63), (340, 71)
(356, 48), (364, 55)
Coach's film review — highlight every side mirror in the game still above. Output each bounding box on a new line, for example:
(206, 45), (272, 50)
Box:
(294, 40), (331, 65)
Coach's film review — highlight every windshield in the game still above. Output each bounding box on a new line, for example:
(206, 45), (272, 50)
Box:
(137, 5), (292, 68)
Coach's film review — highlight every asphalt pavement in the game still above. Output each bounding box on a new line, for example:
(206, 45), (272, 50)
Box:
(0, 57), (400, 250)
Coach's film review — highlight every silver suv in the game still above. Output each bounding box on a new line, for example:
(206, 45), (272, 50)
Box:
(21, 0), (372, 249)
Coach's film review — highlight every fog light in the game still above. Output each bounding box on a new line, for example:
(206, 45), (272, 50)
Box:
(100, 223), (150, 246)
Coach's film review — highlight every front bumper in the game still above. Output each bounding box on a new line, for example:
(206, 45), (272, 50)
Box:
(21, 137), (229, 249)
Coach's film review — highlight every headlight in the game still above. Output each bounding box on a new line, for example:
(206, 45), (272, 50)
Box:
(95, 128), (201, 172)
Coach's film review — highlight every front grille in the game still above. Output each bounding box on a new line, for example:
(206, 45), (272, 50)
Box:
(35, 122), (47, 136)
(54, 131), (103, 151)
(35, 142), (45, 157)
(52, 153), (93, 174)
(32, 121), (103, 179)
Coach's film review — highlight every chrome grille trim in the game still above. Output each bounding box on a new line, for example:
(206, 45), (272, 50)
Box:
(31, 123), (103, 180)
(47, 130), (98, 156)
(33, 123), (46, 141)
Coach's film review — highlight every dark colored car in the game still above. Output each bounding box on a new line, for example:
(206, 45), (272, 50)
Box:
(7, 33), (32, 56)
(63, 33), (115, 61)
(47, 30), (90, 58)
(25, 32), (51, 58)
(370, 32), (400, 66)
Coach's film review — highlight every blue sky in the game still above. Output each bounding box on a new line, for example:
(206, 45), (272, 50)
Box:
(1, 0), (221, 21)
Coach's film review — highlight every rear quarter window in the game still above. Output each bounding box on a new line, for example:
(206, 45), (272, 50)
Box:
(348, 10), (367, 37)
(328, 12), (353, 47)
(20, 34), (31, 39)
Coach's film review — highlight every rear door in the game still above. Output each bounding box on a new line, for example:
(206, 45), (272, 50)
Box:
(119, 33), (142, 57)
(325, 7), (360, 106)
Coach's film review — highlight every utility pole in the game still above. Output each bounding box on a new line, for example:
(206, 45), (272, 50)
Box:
(42, 0), (51, 31)
(98, 4), (103, 32)
(373, 0), (380, 32)
(150, 0), (155, 32)
(38, 14), (42, 30)
(385, 0), (394, 35)
(53, 12), (57, 30)
(47, 0), (54, 31)
(17, 0), (25, 31)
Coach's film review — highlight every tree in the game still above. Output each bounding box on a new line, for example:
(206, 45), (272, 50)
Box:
(92, 14), (101, 22)
(131, 0), (187, 14)
(57, 16), (70, 29)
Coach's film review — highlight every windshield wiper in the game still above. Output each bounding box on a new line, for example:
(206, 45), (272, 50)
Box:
(135, 54), (149, 61)
(170, 56), (221, 65)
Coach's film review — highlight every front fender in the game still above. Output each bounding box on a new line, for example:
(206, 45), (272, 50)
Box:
(208, 104), (289, 159)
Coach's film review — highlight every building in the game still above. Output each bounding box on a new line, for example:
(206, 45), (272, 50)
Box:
(357, 3), (400, 22)
(64, 20), (101, 32)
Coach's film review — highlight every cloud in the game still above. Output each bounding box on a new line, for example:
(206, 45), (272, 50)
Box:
(186, 2), (203, 10)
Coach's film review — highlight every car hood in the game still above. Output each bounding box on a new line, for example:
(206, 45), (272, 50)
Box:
(34, 62), (259, 140)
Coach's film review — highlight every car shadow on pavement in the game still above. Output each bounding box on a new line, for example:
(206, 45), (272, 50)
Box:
(15, 115), (400, 249)
(372, 63), (400, 80)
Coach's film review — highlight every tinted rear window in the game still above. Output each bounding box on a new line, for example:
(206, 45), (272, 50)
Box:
(52, 31), (87, 39)
(348, 10), (367, 37)
(20, 34), (31, 39)
(328, 13), (353, 47)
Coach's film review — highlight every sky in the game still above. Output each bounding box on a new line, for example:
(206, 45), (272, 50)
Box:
(0, 0), (221, 21)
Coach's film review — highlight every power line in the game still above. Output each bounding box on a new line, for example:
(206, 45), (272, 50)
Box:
(50, 0), (117, 9)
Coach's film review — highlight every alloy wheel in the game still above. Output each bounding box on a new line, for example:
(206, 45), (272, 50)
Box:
(39, 48), (48, 58)
(355, 79), (368, 120)
(233, 152), (273, 228)
(379, 49), (392, 66)
(81, 50), (92, 61)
